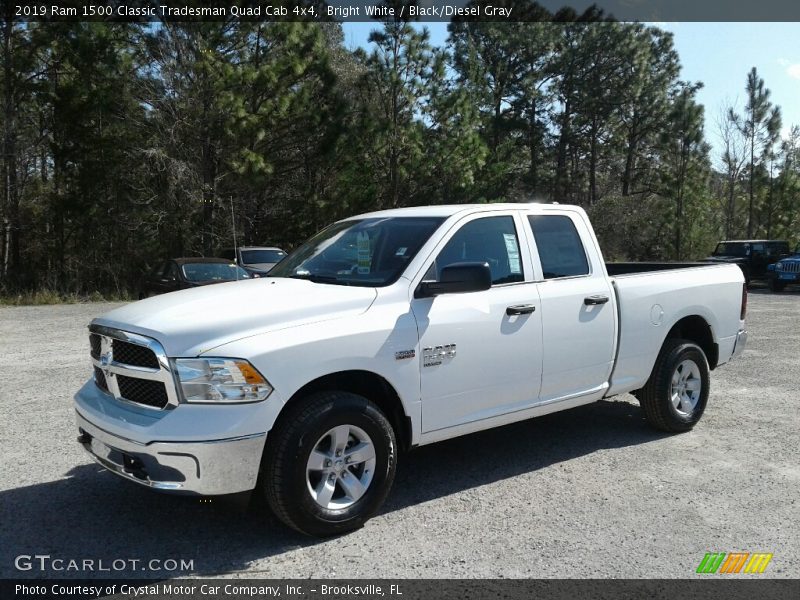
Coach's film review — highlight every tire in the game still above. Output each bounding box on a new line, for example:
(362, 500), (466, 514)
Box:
(769, 279), (786, 293)
(638, 338), (710, 433)
(261, 391), (397, 537)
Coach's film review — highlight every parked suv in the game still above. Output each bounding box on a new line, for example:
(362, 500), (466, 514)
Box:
(220, 246), (287, 277)
(140, 258), (250, 298)
(704, 240), (790, 285)
(767, 244), (800, 292)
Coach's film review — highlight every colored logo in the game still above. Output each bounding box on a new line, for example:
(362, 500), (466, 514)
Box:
(696, 552), (773, 574)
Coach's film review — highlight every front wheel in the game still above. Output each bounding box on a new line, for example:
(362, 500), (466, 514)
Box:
(261, 391), (397, 537)
(769, 279), (786, 292)
(638, 339), (710, 432)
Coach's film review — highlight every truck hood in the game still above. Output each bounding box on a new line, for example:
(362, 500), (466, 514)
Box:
(703, 256), (746, 264)
(93, 278), (377, 356)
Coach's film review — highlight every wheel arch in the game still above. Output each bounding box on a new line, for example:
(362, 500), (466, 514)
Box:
(663, 315), (718, 370)
(279, 370), (413, 452)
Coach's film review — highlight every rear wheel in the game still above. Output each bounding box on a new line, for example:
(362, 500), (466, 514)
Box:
(261, 391), (396, 537)
(639, 338), (709, 432)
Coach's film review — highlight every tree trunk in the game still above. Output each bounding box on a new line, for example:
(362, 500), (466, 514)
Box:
(492, 96), (502, 157)
(726, 173), (736, 239)
(554, 98), (571, 200)
(589, 118), (599, 205)
(527, 97), (538, 194)
(2, 13), (19, 282)
(766, 160), (774, 238)
(747, 123), (755, 238)
(622, 119), (638, 196)
(201, 82), (215, 256)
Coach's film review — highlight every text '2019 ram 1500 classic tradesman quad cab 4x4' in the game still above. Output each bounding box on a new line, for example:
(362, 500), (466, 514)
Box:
(75, 204), (748, 536)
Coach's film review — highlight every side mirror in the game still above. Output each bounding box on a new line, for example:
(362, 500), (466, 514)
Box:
(415, 262), (492, 298)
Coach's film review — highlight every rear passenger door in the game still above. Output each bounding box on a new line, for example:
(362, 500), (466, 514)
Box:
(524, 211), (616, 403)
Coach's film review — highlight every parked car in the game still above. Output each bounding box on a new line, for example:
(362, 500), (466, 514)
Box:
(219, 246), (287, 277)
(703, 240), (790, 285)
(78, 203), (747, 537)
(139, 258), (250, 298)
(766, 244), (800, 292)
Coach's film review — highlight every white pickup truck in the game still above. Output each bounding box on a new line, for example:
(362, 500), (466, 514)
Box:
(75, 203), (748, 536)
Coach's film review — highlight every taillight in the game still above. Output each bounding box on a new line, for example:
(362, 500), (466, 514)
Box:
(740, 283), (747, 320)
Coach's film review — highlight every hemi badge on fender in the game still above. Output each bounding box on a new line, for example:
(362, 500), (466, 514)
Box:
(395, 349), (416, 360)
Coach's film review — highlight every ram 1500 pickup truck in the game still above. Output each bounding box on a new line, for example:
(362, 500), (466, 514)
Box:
(75, 204), (748, 536)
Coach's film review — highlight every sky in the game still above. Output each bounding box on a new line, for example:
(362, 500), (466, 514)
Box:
(341, 21), (800, 163)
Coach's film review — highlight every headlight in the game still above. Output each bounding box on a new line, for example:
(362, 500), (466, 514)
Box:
(174, 358), (273, 404)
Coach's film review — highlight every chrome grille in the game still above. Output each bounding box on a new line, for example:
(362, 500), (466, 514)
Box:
(88, 325), (178, 410)
(778, 261), (800, 273)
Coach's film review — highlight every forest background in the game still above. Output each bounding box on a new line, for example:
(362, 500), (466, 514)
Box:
(1, 1), (798, 298)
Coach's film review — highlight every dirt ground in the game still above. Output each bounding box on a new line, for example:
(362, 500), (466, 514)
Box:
(1, 288), (798, 578)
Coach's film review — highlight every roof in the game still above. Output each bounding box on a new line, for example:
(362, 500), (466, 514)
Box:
(346, 202), (579, 220)
(718, 240), (788, 244)
(171, 257), (238, 265)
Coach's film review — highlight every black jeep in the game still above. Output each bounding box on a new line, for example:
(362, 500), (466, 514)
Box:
(704, 240), (790, 285)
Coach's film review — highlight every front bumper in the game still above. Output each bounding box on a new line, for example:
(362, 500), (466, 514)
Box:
(731, 329), (747, 360)
(774, 272), (799, 282)
(76, 411), (266, 495)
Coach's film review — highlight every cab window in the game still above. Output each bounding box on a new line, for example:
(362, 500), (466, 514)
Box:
(528, 215), (590, 279)
(427, 216), (523, 285)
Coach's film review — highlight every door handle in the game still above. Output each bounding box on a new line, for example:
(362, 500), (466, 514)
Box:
(584, 295), (610, 306)
(506, 304), (536, 316)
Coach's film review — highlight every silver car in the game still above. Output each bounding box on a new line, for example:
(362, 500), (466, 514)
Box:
(220, 246), (287, 277)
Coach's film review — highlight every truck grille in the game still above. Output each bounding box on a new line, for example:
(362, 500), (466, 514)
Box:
(117, 375), (169, 409)
(89, 333), (101, 359)
(93, 367), (108, 391)
(112, 339), (160, 369)
(779, 262), (800, 273)
(88, 325), (178, 410)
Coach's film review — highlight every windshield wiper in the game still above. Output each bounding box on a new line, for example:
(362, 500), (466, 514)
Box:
(286, 273), (347, 285)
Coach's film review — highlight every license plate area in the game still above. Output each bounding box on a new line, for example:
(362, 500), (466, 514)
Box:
(89, 437), (117, 463)
(779, 273), (796, 280)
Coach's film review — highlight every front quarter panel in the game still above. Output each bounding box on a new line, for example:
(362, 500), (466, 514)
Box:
(202, 292), (422, 444)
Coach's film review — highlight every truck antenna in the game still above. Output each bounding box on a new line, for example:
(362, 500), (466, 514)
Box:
(230, 196), (239, 281)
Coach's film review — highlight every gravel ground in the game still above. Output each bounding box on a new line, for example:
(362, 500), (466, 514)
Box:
(1, 289), (798, 579)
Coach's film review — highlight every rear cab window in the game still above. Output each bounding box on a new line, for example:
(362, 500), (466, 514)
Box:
(527, 214), (590, 279)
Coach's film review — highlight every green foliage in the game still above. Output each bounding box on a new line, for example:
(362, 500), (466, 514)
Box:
(1, 16), (798, 297)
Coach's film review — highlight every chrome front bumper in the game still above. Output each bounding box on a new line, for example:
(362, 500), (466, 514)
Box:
(731, 329), (748, 359)
(76, 411), (266, 495)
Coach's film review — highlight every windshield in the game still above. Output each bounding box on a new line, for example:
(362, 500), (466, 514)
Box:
(182, 262), (250, 282)
(241, 249), (286, 265)
(713, 243), (750, 257)
(269, 217), (445, 286)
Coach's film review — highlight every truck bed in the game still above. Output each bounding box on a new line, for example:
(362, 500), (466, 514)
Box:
(606, 262), (745, 397)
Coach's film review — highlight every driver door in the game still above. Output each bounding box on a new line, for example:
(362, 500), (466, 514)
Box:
(410, 213), (543, 434)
